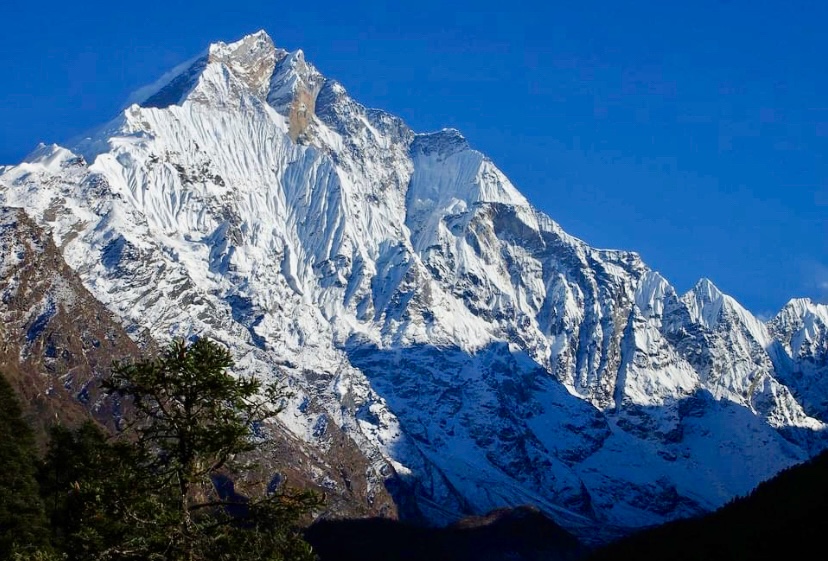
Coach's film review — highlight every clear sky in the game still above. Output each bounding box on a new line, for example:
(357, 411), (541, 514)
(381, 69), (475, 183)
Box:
(1, 0), (826, 315)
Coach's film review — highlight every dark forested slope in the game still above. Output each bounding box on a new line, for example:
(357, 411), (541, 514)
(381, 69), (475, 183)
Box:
(305, 506), (586, 561)
(589, 448), (828, 561)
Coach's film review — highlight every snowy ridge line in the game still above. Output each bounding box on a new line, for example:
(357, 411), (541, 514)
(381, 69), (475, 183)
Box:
(1, 30), (826, 539)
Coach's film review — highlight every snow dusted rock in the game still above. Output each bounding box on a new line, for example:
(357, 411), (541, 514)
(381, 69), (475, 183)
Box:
(1, 31), (826, 540)
(0, 206), (143, 434)
(0, 205), (395, 517)
(768, 299), (828, 422)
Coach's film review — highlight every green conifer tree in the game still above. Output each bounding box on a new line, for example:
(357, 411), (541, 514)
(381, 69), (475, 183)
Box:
(0, 374), (50, 558)
(101, 338), (320, 561)
(38, 421), (168, 560)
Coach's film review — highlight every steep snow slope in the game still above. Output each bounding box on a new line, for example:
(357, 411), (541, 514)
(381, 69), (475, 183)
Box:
(768, 299), (828, 422)
(0, 209), (396, 518)
(1, 31), (825, 539)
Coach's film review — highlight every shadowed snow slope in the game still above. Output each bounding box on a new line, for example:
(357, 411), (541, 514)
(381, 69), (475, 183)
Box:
(1, 30), (826, 541)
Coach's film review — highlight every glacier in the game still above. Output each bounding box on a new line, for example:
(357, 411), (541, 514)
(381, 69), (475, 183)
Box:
(1, 30), (826, 541)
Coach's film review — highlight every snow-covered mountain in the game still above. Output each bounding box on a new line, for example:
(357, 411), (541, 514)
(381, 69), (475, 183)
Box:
(1, 30), (825, 540)
(768, 299), (828, 422)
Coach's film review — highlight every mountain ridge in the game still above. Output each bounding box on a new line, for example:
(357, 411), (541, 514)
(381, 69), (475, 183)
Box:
(1, 30), (826, 541)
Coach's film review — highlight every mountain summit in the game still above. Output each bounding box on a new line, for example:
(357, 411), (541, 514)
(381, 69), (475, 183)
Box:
(1, 31), (826, 540)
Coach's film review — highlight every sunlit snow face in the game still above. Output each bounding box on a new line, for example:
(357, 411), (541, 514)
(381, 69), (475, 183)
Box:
(1, 30), (825, 539)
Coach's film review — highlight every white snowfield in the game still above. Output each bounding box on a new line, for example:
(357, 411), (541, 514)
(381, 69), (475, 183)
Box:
(2, 30), (826, 539)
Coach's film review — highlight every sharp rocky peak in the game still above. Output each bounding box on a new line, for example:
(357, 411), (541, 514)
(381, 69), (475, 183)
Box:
(3, 27), (828, 542)
(682, 277), (771, 343)
(769, 297), (828, 353)
(682, 278), (726, 327)
(690, 277), (724, 301)
(208, 29), (276, 59)
(775, 298), (828, 323)
(131, 30), (323, 115)
(412, 128), (471, 156)
(206, 30), (285, 98)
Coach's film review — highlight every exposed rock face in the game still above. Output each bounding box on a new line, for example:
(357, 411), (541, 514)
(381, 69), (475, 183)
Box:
(1, 30), (826, 540)
(0, 205), (395, 518)
(768, 298), (828, 423)
(0, 206), (141, 436)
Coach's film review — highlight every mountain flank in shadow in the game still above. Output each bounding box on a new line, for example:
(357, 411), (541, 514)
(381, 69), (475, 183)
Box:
(589, 448), (828, 561)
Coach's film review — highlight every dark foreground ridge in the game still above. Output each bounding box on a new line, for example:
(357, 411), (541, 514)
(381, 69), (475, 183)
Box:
(589, 448), (828, 561)
(305, 506), (586, 561)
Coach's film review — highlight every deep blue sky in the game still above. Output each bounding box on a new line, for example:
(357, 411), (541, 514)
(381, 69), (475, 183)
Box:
(2, 0), (826, 315)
